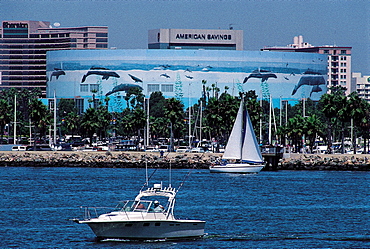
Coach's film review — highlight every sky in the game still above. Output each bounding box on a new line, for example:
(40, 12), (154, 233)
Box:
(1, 0), (369, 74)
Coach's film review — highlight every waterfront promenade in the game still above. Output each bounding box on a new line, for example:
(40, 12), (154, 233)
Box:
(0, 151), (369, 171)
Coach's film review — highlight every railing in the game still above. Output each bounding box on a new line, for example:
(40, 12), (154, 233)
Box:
(80, 206), (168, 221)
(261, 146), (284, 154)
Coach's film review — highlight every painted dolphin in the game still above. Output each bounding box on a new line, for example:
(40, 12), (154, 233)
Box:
(185, 75), (193, 79)
(90, 66), (110, 70)
(81, 71), (120, 83)
(160, 73), (170, 78)
(243, 72), (277, 83)
(310, 85), (323, 97)
(128, 74), (143, 83)
(303, 69), (322, 75)
(50, 70), (65, 80)
(106, 84), (143, 96)
(292, 76), (326, 95)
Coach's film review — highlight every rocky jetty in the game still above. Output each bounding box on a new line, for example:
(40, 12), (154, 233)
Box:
(279, 154), (370, 171)
(0, 151), (221, 169)
(0, 151), (369, 171)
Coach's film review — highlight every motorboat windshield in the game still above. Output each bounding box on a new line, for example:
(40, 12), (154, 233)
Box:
(114, 200), (166, 213)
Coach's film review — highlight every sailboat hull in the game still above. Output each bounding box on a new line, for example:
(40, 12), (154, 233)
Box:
(210, 163), (264, 174)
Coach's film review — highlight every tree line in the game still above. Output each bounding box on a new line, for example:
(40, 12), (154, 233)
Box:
(0, 86), (369, 154)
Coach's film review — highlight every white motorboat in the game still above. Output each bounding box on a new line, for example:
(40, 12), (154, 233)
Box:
(73, 183), (205, 241)
(210, 98), (265, 173)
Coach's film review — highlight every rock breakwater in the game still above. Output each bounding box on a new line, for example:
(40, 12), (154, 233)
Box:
(0, 151), (221, 169)
(1, 151), (369, 171)
(279, 154), (370, 171)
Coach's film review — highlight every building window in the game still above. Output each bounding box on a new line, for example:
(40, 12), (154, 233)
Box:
(341, 50), (347, 54)
(80, 84), (88, 92)
(161, 84), (173, 92)
(148, 84), (160, 92)
(75, 99), (84, 115)
(324, 50), (329, 54)
(340, 62), (347, 67)
(96, 38), (108, 43)
(96, 33), (108, 37)
(90, 84), (99, 92)
(96, 44), (107, 48)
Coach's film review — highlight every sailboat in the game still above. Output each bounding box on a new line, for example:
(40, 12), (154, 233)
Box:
(210, 99), (265, 173)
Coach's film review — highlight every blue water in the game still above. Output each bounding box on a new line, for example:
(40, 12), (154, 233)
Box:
(1, 167), (369, 248)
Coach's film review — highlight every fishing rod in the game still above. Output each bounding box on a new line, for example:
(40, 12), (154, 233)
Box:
(140, 168), (157, 192)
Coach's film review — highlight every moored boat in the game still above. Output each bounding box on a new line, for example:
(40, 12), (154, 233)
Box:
(210, 98), (265, 174)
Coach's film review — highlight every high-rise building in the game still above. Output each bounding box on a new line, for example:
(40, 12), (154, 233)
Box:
(0, 20), (108, 95)
(148, 28), (243, 50)
(261, 35), (352, 95)
(353, 72), (370, 102)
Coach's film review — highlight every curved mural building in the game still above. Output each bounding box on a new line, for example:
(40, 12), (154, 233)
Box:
(46, 49), (327, 112)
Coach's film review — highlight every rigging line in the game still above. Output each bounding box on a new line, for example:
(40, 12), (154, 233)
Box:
(139, 168), (157, 192)
(176, 164), (197, 193)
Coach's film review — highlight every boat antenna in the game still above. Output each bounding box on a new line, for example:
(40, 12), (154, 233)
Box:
(169, 159), (172, 188)
(140, 168), (157, 192)
(145, 154), (148, 186)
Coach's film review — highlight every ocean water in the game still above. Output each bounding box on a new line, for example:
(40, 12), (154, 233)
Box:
(1, 167), (369, 248)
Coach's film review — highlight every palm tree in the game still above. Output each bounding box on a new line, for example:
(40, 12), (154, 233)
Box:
(303, 114), (324, 152)
(0, 99), (11, 143)
(80, 108), (100, 145)
(29, 99), (51, 140)
(164, 98), (185, 151)
(64, 112), (80, 138)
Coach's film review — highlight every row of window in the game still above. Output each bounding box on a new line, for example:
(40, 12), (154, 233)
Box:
(0, 44), (71, 49)
(71, 44), (108, 48)
(1, 50), (56, 55)
(80, 84), (100, 92)
(0, 55), (45, 59)
(3, 60), (45, 65)
(324, 49), (348, 55)
(1, 76), (46, 81)
(148, 84), (174, 93)
(0, 66), (46, 70)
(0, 38), (71, 44)
(2, 71), (45, 75)
(79, 84), (174, 93)
(30, 33), (70, 38)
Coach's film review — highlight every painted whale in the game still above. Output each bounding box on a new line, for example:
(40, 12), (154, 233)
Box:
(106, 84), (143, 96)
(81, 71), (120, 83)
(128, 74), (143, 83)
(50, 70), (65, 80)
(243, 72), (277, 83)
(310, 85), (323, 97)
(292, 76), (326, 95)
(160, 73), (170, 78)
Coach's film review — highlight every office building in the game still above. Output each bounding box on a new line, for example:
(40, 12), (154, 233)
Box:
(353, 72), (370, 102)
(0, 20), (108, 94)
(148, 28), (243, 50)
(261, 35), (352, 95)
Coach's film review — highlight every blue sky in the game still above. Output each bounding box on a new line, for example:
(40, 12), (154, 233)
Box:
(1, 0), (369, 74)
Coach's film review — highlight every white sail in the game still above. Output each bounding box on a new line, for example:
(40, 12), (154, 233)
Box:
(222, 101), (244, 159)
(241, 109), (263, 163)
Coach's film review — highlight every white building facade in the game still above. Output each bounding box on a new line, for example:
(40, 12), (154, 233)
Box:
(262, 36), (352, 95)
(148, 28), (243, 50)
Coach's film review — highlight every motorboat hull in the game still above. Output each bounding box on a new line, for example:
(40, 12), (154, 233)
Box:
(80, 220), (206, 240)
(210, 163), (264, 173)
